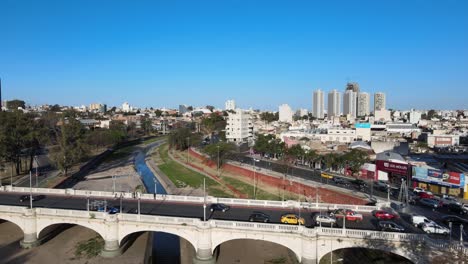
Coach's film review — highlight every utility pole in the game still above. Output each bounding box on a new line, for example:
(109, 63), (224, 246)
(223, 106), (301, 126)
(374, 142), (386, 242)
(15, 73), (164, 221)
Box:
(186, 137), (190, 163)
(35, 156), (38, 187)
(203, 177), (206, 222)
(29, 171), (33, 209)
(253, 158), (256, 199)
(217, 145), (220, 176)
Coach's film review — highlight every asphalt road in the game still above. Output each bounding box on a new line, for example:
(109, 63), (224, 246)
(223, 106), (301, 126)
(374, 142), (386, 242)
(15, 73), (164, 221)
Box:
(0, 192), (419, 233)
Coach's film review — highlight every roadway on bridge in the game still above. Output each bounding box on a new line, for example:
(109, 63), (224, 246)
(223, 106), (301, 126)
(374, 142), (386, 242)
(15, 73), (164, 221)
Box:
(0, 192), (421, 233)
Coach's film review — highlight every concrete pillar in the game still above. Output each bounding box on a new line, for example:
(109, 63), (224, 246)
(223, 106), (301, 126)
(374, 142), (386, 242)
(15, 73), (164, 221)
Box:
(101, 214), (121, 258)
(101, 240), (121, 258)
(20, 232), (40, 249)
(301, 256), (317, 264)
(301, 235), (318, 264)
(20, 209), (39, 248)
(193, 225), (215, 264)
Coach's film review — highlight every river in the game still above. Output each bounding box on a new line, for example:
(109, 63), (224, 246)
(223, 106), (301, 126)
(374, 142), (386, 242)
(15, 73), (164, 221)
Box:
(134, 141), (181, 264)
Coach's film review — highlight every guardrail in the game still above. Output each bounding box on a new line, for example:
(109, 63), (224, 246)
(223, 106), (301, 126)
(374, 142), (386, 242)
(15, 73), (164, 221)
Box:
(0, 186), (379, 212)
(0, 204), (466, 250)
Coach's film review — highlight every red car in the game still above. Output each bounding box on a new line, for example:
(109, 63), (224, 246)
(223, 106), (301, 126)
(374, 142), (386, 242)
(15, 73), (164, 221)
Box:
(330, 209), (363, 222)
(373, 210), (398, 220)
(418, 192), (434, 199)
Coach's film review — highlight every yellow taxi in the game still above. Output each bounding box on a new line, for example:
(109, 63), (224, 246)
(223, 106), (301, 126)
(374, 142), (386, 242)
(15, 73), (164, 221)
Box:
(321, 172), (334, 179)
(280, 214), (305, 225)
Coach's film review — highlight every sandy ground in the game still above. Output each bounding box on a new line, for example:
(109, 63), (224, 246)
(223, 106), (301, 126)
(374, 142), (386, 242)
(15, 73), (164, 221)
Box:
(0, 148), (149, 264)
(0, 221), (148, 264)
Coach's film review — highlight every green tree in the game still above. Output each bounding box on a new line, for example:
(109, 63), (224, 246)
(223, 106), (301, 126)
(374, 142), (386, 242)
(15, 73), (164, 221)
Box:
(202, 142), (235, 169)
(141, 117), (153, 135)
(260, 112), (278, 123)
(343, 149), (370, 176)
(7, 99), (26, 110)
(168, 128), (201, 150)
(51, 118), (88, 176)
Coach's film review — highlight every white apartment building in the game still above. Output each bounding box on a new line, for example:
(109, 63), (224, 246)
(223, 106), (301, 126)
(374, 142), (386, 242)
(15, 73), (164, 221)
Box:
(327, 89), (341, 119)
(409, 110), (422, 124)
(280, 128), (357, 144)
(374, 92), (386, 112)
(427, 134), (460, 148)
(357, 92), (370, 117)
(225, 99), (236, 111)
(225, 109), (254, 144)
(312, 89), (324, 119)
(279, 104), (294, 123)
(343, 90), (357, 118)
(122, 102), (132, 113)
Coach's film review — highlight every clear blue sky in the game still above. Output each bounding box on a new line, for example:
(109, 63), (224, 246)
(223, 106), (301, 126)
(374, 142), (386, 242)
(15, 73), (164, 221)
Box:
(1, 0), (467, 111)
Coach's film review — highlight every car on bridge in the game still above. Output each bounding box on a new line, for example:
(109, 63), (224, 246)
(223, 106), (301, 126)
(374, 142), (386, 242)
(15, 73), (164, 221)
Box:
(419, 198), (441, 208)
(373, 210), (398, 220)
(280, 214), (305, 225)
(248, 212), (270, 223)
(441, 215), (468, 225)
(378, 221), (405, 232)
(19, 195), (46, 202)
(210, 203), (230, 212)
(410, 215), (436, 227)
(420, 222), (450, 235)
(441, 195), (462, 207)
(447, 203), (467, 215)
(329, 209), (363, 222)
(313, 214), (336, 226)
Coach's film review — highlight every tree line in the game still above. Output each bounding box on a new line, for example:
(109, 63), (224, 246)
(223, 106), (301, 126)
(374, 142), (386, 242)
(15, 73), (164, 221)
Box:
(0, 110), (148, 177)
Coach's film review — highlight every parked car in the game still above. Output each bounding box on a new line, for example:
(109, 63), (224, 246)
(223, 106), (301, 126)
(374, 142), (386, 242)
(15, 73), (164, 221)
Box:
(440, 195), (461, 206)
(441, 215), (468, 225)
(378, 221), (405, 232)
(329, 209), (363, 222)
(420, 222), (450, 235)
(332, 177), (347, 185)
(281, 214), (305, 225)
(249, 212), (270, 223)
(418, 192), (434, 199)
(210, 203), (230, 212)
(107, 206), (120, 214)
(419, 198), (440, 208)
(321, 172), (334, 179)
(411, 215), (436, 227)
(351, 179), (367, 189)
(413, 187), (426, 194)
(373, 210), (398, 220)
(463, 204), (468, 212)
(313, 214), (336, 226)
(447, 203), (467, 215)
(19, 195), (46, 202)
(374, 181), (389, 191)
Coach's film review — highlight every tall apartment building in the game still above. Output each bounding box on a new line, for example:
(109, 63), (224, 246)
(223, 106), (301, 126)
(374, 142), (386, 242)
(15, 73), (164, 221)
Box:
(357, 92), (370, 117)
(225, 110), (253, 144)
(312, 89), (324, 119)
(346, 82), (360, 93)
(279, 104), (294, 123)
(343, 90), (357, 118)
(225, 100), (236, 111)
(374, 92), (386, 112)
(327, 89), (341, 119)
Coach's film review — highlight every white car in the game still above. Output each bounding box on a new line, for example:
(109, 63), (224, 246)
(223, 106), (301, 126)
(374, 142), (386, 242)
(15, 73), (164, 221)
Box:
(411, 215), (436, 227)
(420, 223), (450, 235)
(463, 204), (468, 211)
(314, 214), (337, 226)
(413, 187), (425, 193)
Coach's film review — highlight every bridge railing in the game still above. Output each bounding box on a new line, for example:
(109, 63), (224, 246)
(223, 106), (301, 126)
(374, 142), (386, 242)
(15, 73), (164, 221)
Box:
(1, 186), (379, 212)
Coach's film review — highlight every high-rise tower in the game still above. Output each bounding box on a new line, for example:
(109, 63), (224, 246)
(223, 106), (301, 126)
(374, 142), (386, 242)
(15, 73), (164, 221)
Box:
(374, 92), (386, 112)
(312, 89), (324, 119)
(327, 89), (341, 119)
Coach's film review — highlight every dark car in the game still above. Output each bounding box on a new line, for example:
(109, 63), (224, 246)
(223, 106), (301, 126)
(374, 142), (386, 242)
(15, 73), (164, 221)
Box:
(441, 215), (468, 225)
(332, 177), (348, 186)
(210, 203), (230, 212)
(378, 221), (405, 232)
(248, 212), (270, 223)
(19, 195), (46, 202)
(447, 204), (467, 215)
(107, 206), (121, 214)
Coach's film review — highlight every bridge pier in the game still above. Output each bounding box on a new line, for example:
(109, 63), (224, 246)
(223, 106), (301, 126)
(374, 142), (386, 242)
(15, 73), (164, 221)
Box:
(192, 248), (215, 264)
(20, 232), (40, 249)
(301, 257), (317, 264)
(101, 239), (122, 258)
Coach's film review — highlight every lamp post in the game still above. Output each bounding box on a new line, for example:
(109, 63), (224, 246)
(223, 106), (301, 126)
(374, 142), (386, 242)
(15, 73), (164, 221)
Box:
(86, 192), (90, 212)
(120, 193), (123, 213)
(112, 175), (116, 193)
(29, 171), (33, 209)
(253, 158), (256, 199)
(34, 155), (38, 187)
(137, 192), (141, 217)
(203, 177), (207, 222)
(10, 164), (13, 187)
(460, 224), (464, 245)
(154, 178), (157, 199)
(186, 137), (190, 163)
(217, 145), (220, 176)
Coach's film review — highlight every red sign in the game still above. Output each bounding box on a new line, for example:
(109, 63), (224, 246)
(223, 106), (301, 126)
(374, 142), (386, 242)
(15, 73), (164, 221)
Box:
(435, 137), (452, 145)
(376, 160), (410, 175)
(448, 172), (461, 185)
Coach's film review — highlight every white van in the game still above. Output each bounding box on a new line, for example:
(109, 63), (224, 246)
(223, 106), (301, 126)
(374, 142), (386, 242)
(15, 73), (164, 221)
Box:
(411, 215), (435, 227)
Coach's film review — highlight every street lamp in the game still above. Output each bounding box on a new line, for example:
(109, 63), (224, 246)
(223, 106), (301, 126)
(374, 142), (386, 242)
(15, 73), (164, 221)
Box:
(217, 145), (220, 176)
(87, 192), (90, 211)
(186, 137), (190, 163)
(253, 158), (256, 199)
(203, 177), (207, 222)
(154, 178), (157, 199)
(29, 171), (33, 209)
(120, 193), (123, 213)
(137, 192), (141, 217)
(34, 155), (38, 187)
(112, 175), (116, 193)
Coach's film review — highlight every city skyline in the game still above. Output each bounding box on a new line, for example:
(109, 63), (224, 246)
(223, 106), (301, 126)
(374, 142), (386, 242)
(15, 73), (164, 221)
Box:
(1, 1), (468, 110)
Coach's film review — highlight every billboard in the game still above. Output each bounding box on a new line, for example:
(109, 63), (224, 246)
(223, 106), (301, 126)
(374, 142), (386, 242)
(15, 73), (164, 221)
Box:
(355, 123), (371, 129)
(412, 167), (465, 187)
(376, 160), (410, 175)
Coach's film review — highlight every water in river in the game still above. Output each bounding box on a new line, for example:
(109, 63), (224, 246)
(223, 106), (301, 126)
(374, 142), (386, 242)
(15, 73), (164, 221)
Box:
(134, 143), (180, 264)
